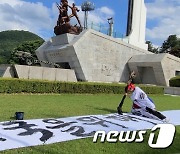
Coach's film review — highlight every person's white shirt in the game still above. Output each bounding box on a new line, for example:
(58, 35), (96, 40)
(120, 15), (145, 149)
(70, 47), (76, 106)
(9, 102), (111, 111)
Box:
(130, 87), (155, 110)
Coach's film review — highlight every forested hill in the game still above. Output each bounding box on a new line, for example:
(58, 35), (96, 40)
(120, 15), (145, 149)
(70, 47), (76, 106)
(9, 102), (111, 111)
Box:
(0, 30), (44, 64)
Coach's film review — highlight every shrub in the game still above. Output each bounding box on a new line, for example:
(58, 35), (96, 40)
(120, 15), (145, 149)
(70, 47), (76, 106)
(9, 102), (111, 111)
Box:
(0, 78), (164, 94)
(169, 76), (180, 87)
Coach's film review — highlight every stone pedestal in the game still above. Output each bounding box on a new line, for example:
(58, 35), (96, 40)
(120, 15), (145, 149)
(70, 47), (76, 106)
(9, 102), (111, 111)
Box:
(36, 29), (150, 83)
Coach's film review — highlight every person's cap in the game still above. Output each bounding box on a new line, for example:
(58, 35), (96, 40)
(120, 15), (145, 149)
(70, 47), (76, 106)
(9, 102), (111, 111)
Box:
(127, 83), (135, 91)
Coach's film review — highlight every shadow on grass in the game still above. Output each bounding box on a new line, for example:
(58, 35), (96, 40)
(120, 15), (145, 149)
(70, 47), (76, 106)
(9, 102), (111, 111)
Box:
(87, 105), (116, 113)
(10, 116), (16, 120)
(87, 105), (129, 115)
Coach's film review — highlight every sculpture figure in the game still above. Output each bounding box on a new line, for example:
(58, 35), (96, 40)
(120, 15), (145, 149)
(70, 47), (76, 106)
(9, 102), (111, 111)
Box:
(69, 3), (82, 27)
(54, 0), (82, 35)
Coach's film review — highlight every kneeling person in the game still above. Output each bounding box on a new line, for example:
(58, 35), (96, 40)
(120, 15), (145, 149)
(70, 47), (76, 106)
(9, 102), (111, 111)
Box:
(118, 83), (169, 122)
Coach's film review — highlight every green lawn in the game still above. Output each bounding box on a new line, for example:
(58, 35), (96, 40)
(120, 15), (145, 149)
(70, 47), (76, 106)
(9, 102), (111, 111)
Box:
(0, 94), (180, 154)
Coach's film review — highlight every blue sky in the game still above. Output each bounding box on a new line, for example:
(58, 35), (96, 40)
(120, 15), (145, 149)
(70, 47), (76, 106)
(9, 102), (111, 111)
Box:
(0, 0), (179, 47)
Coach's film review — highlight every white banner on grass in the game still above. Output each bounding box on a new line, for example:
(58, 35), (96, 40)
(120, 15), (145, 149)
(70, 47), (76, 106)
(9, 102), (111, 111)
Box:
(0, 110), (180, 151)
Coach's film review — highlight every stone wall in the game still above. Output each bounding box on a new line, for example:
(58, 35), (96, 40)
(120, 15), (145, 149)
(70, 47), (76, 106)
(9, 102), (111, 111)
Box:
(0, 65), (77, 82)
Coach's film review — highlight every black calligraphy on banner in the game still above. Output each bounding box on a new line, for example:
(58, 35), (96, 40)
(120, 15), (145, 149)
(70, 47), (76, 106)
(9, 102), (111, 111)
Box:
(43, 118), (95, 137)
(43, 119), (77, 129)
(43, 116), (128, 137)
(105, 114), (157, 125)
(3, 121), (53, 142)
(62, 126), (96, 137)
(77, 116), (109, 127)
(77, 116), (128, 128)
(0, 114), (158, 145)
(0, 137), (6, 142)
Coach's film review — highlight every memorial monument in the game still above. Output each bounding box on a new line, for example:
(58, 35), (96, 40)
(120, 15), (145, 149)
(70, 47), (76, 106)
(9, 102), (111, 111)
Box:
(1, 0), (178, 86)
(35, 0), (180, 86)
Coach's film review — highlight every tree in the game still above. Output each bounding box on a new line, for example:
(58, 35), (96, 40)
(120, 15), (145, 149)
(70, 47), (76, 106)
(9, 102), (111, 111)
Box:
(160, 35), (180, 58)
(146, 40), (159, 53)
(9, 39), (44, 65)
(169, 45), (180, 58)
(0, 30), (44, 64)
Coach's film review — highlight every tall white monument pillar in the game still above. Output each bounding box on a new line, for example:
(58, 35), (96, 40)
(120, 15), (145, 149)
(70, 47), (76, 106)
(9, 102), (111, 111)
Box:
(125, 0), (148, 50)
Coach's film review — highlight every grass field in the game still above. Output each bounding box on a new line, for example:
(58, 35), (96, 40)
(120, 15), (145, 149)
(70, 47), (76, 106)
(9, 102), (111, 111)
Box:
(0, 94), (180, 154)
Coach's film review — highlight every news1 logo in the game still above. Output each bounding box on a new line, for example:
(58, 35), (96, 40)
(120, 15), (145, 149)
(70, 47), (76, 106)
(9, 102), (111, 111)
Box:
(93, 124), (175, 148)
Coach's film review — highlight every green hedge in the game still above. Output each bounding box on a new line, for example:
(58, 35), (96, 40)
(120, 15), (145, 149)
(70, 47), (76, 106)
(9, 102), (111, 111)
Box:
(169, 76), (180, 87)
(0, 78), (164, 94)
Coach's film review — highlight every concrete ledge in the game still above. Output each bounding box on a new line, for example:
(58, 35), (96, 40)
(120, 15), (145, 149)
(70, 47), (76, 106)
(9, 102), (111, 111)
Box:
(164, 87), (180, 96)
(12, 65), (77, 82)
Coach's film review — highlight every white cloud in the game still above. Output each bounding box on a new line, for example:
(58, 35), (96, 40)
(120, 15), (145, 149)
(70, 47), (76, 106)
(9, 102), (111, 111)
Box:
(99, 7), (114, 16)
(146, 0), (180, 46)
(0, 0), (55, 39)
(0, 0), (24, 7)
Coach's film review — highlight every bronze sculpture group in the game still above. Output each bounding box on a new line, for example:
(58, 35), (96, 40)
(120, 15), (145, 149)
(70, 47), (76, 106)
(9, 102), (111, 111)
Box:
(54, 0), (82, 35)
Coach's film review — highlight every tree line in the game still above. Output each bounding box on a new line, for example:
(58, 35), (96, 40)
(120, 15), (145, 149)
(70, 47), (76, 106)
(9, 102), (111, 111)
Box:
(146, 35), (180, 58)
